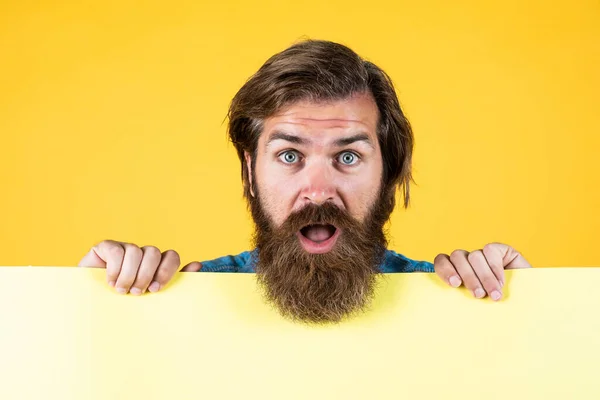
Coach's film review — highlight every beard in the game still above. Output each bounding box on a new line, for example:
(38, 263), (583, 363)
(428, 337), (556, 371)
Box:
(249, 189), (393, 324)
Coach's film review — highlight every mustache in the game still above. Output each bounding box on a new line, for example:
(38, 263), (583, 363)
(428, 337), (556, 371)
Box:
(251, 193), (390, 324)
(276, 202), (357, 234)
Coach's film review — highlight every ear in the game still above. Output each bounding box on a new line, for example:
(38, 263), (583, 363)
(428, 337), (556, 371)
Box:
(244, 151), (255, 197)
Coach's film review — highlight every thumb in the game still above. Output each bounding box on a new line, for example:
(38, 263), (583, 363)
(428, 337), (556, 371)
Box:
(181, 261), (202, 272)
(77, 247), (107, 268)
(490, 243), (532, 269)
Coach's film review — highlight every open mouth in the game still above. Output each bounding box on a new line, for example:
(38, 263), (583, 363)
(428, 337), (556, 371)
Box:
(297, 224), (340, 254)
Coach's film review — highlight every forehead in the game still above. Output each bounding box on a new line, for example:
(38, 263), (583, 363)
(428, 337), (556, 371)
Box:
(260, 92), (379, 143)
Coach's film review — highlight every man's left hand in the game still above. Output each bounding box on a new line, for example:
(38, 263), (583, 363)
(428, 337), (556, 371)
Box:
(434, 243), (532, 301)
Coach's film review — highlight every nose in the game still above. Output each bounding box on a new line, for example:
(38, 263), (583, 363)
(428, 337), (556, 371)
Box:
(299, 160), (337, 205)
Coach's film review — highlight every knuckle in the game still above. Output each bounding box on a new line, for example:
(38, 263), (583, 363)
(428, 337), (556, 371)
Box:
(143, 246), (161, 260)
(450, 249), (466, 262)
(481, 277), (499, 291)
(483, 243), (495, 254)
(467, 250), (482, 263)
(97, 239), (116, 248)
(118, 268), (137, 283)
(163, 250), (181, 266)
(467, 252), (475, 263)
(134, 270), (154, 284)
(154, 267), (174, 283)
(434, 253), (447, 264)
(117, 276), (135, 288)
(462, 278), (479, 290)
(107, 274), (119, 283)
(107, 244), (125, 259)
(124, 243), (142, 258)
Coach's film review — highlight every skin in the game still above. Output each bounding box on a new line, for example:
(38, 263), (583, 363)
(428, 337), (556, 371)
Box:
(78, 93), (531, 299)
(246, 93), (383, 226)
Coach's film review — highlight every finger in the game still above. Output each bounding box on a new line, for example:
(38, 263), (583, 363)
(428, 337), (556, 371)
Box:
(483, 242), (532, 269)
(482, 243), (507, 287)
(505, 251), (532, 269)
(147, 250), (181, 293)
(181, 262), (202, 272)
(468, 250), (503, 301)
(114, 243), (143, 294)
(434, 254), (462, 288)
(449, 249), (486, 299)
(78, 247), (107, 268)
(91, 240), (126, 287)
(129, 246), (162, 296)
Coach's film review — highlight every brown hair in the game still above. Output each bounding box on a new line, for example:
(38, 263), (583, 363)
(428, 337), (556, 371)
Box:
(227, 39), (414, 212)
(254, 201), (386, 324)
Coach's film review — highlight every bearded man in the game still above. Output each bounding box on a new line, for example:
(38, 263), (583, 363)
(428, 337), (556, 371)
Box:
(78, 39), (531, 323)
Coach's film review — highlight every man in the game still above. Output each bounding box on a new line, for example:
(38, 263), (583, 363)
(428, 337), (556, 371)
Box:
(79, 40), (531, 323)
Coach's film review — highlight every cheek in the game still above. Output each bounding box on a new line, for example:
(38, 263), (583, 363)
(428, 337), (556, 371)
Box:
(339, 174), (382, 221)
(256, 171), (298, 227)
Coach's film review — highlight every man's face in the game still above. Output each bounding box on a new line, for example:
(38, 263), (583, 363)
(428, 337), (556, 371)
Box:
(246, 92), (389, 324)
(248, 92), (383, 233)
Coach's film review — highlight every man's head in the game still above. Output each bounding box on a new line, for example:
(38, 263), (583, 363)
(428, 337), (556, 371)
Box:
(227, 39), (414, 323)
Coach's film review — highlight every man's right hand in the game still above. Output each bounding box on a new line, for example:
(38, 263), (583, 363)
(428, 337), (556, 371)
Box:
(78, 240), (202, 295)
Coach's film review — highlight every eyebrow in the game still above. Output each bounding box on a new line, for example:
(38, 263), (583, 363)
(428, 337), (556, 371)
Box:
(266, 131), (374, 148)
(267, 132), (308, 146)
(333, 133), (373, 148)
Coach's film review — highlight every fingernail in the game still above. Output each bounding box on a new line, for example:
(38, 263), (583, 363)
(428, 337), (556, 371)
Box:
(108, 281), (115, 288)
(474, 288), (486, 298)
(491, 290), (502, 301)
(148, 281), (160, 293)
(449, 276), (462, 288)
(499, 280), (504, 288)
(130, 287), (142, 296)
(116, 287), (127, 295)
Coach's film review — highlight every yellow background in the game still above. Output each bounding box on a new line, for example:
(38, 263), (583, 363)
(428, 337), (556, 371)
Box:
(1, 0), (598, 267)
(1, 267), (599, 399)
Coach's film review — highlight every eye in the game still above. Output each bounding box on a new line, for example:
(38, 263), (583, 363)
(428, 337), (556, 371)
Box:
(279, 150), (301, 164)
(337, 151), (359, 166)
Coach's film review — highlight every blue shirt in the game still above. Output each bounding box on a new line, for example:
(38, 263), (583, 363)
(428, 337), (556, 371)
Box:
(199, 249), (434, 273)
